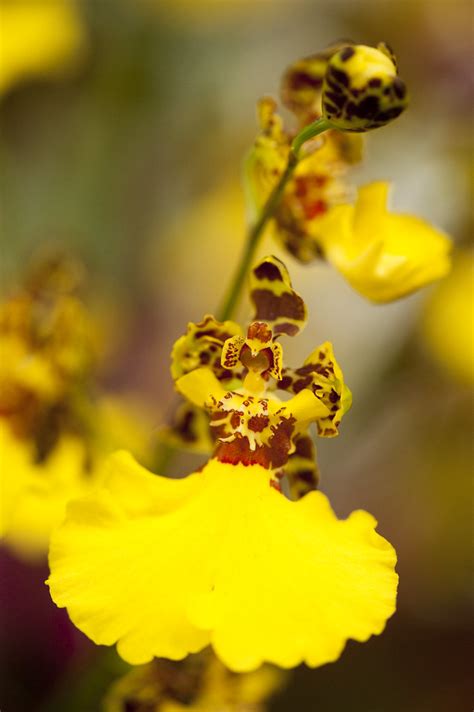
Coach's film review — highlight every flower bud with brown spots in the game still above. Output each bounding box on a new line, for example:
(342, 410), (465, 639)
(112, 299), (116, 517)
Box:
(322, 43), (408, 132)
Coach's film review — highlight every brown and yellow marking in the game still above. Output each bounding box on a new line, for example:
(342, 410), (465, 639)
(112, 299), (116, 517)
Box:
(221, 321), (283, 382)
(278, 341), (351, 438)
(250, 256), (307, 337)
(322, 44), (408, 132)
(171, 315), (243, 382)
(205, 389), (301, 470)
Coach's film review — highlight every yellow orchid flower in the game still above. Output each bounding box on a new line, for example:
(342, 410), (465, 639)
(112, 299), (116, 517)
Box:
(0, 0), (87, 96)
(314, 181), (452, 302)
(48, 257), (397, 673)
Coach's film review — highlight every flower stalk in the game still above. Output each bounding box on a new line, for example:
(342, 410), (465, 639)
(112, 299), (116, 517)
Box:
(217, 117), (331, 321)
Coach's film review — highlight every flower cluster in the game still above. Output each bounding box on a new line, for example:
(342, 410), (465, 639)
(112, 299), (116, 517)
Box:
(250, 42), (451, 302)
(48, 256), (397, 672)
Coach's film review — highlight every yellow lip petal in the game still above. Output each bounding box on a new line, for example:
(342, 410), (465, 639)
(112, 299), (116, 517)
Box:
(48, 456), (397, 671)
(317, 181), (452, 302)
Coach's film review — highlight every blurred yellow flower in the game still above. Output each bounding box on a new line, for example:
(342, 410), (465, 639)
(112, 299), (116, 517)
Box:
(423, 249), (474, 385)
(0, 0), (87, 96)
(1, 398), (150, 561)
(315, 181), (452, 302)
(0, 255), (150, 561)
(48, 257), (397, 672)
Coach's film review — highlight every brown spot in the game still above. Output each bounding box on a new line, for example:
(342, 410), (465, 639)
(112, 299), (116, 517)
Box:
(325, 75), (341, 93)
(247, 415), (270, 432)
(253, 261), (283, 282)
(278, 375), (293, 391)
(268, 416), (296, 468)
(251, 289), (306, 324)
(292, 376), (312, 393)
(215, 416), (295, 469)
(296, 469), (317, 485)
(328, 66), (349, 87)
(286, 70), (323, 92)
(175, 408), (198, 443)
(274, 322), (299, 337)
(368, 77), (382, 88)
(340, 46), (355, 62)
(293, 435), (314, 459)
(230, 411), (243, 429)
(355, 95), (380, 119)
(324, 90), (346, 108)
(393, 77), (406, 99)
(329, 389), (339, 403)
(247, 321), (272, 343)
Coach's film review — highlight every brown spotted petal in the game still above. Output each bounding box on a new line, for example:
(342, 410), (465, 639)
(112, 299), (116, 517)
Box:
(250, 256), (307, 338)
(221, 334), (246, 371)
(171, 315), (243, 382)
(278, 341), (352, 437)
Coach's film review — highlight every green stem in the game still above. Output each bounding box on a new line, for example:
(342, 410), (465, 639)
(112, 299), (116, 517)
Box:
(291, 117), (332, 156)
(217, 117), (331, 321)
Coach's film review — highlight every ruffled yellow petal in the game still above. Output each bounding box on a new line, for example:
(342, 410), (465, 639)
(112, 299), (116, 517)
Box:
(48, 455), (397, 672)
(317, 182), (451, 302)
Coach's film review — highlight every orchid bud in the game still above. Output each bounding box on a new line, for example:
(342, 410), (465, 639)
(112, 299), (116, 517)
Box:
(322, 43), (408, 131)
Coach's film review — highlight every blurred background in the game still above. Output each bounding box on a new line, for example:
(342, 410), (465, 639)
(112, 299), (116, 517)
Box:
(0, 0), (472, 710)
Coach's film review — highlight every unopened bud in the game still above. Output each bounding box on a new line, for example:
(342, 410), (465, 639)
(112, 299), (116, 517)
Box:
(322, 43), (408, 131)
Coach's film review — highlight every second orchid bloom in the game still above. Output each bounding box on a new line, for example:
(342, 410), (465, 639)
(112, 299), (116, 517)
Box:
(251, 42), (451, 302)
(48, 256), (398, 672)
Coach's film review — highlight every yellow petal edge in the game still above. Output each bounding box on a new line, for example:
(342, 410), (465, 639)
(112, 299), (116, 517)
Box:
(48, 451), (398, 672)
